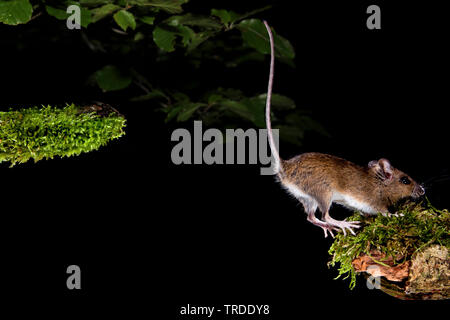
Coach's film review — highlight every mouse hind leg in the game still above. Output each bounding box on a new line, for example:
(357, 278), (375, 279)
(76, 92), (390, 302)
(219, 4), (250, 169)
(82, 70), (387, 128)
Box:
(300, 197), (338, 238)
(315, 193), (360, 235)
(283, 182), (338, 238)
(310, 191), (360, 236)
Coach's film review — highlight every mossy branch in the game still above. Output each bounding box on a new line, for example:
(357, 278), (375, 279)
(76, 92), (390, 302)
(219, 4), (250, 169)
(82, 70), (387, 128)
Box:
(0, 103), (126, 166)
(328, 199), (450, 290)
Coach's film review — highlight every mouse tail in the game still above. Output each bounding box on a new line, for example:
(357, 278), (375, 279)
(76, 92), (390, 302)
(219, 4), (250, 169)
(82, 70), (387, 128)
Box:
(263, 21), (283, 176)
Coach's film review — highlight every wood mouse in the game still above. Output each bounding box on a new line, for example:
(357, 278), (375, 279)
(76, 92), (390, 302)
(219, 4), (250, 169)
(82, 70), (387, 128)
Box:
(262, 21), (425, 237)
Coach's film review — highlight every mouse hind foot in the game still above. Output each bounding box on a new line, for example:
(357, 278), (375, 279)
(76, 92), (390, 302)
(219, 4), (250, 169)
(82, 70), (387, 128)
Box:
(323, 211), (360, 236)
(306, 211), (339, 238)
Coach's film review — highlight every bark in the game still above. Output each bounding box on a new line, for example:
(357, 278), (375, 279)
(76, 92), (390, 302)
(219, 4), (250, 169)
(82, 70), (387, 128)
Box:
(77, 102), (122, 118)
(352, 245), (449, 300)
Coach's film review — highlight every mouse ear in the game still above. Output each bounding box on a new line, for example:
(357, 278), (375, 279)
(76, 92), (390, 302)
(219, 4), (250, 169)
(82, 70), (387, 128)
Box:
(379, 158), (394, 180)
(368, 160), (378, 168)
(369, 158), (394, 181)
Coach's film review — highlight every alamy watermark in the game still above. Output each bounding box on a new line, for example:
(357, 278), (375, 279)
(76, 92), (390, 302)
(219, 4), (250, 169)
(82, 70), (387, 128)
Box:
(366, 5), (381, 30)
(366, 265), (381, 290)
(66, 265), (81, 290)
(66, 5), (81, 30)
(170, 121), (279, 175)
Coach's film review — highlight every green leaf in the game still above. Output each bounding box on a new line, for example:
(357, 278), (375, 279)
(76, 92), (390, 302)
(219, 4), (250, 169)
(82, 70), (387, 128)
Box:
(241, 97), (266, 127)
(80, 6), (92, 28)
(165, 105), (182, 123)
(128, 0), (188, 14)
(220, 100), (254, 123)
(211, 9), (239, 26)
(273, 32), (295, 60)
(238, 19), (270, 54)
(45, 5), (68, 20)
(177, 103), (206, 122)
(139, 16), (155, 25)
(238, 19), (295, 60)
(113, 10), (136, 31)
(258, 93), (296, 110)
(207, 93), (223, 105)
(134, 31), (145, 41)
(175, 25), (195, 46)
(153, 26), (176, 52)
(211, 92), (296, 128)
(0, 0), (32, 25)
(187, 30), (214, 52)
(159, 13), (221, 51)
(95, 65), (132, 92)
(91, 3), (120, 23)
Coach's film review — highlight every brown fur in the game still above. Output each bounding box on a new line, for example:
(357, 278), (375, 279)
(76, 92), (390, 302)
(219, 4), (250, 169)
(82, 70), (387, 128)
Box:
(280, 152), (422, 213)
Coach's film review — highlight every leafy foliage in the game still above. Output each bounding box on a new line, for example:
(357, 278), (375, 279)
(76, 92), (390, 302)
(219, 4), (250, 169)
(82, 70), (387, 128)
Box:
(0, 104), (126, 166)
(1, 0), (327, 146)
(0, 0), (32, 25)
(237, 19), (294, 60)
(328, 200), (450, 289)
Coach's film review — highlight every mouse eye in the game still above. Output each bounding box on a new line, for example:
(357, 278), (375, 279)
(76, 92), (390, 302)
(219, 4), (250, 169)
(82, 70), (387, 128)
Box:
(400, 176), (411, 185)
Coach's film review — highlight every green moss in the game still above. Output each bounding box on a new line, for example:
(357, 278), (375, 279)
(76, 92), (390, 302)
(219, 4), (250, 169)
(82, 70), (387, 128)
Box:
(0, 104), (126, 166)
(328, 199), (450, 289)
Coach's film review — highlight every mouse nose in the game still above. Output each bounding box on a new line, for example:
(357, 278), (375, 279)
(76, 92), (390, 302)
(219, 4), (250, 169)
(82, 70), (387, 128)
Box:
(412, 184), (425, 198)
(417, 184), (425, 196)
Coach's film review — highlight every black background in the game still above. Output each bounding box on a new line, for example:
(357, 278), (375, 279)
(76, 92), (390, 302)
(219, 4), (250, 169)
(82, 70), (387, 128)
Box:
(1, 0), (449, 317)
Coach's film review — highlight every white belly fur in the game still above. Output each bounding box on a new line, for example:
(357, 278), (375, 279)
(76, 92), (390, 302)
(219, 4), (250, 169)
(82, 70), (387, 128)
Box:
(282, 183), (319, 211)
(282, 183), (378, 214)
(283, 183), (312, 200)
(332, 192), (378, 214)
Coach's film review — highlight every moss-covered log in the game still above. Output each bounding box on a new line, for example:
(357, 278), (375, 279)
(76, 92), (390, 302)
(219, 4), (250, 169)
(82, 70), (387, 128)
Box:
(0, 103), (126, 166)
(328, 200), (450, 300)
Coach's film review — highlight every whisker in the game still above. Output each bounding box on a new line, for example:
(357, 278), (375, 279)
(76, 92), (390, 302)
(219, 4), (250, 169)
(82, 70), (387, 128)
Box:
(423, 171), (450, 187)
